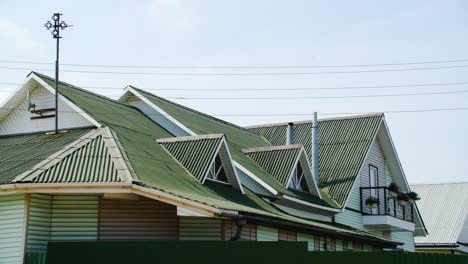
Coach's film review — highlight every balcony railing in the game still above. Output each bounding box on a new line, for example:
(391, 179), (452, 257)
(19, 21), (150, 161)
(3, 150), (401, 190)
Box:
(360, 186), (414, 222)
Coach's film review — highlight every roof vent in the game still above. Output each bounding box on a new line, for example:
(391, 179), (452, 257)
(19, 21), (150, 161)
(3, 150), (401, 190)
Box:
(286, 122), (294, 145)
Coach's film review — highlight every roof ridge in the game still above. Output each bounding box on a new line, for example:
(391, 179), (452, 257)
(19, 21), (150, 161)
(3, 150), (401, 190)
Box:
(245, 113), (384, 129)
(129, 86), (264, 137)
(242, 144), (303, 153)
(157, 133), (224, 143)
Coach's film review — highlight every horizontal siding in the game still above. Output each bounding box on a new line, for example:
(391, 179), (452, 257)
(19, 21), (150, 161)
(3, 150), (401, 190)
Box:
(179, 217), (222, 240)
(392, 231), (415, 252)
(127, 98), (190, 137)
(98, 197), (177, 240)
(0, 194), (25, 264)
(297, 233), (314, 251)
(278, 229), (297, 241)
(0, 86), (92, 135)
(224, 221), (256, 240)
(51, 195), (98, 241)
(335, 207), (363, 230)
(27, 194), (52, 253)
(237, 168), (271, 196)
(257, 226), (278, 241)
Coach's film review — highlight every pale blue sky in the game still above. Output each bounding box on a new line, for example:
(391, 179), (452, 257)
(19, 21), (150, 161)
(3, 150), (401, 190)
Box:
(1, 0), (467, 184)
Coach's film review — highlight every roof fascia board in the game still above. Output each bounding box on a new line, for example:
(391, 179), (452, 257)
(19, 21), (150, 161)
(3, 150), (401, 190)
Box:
(232, 160), (278, 195)
(282, 194), (341, 213)
(380, 118), (428, 236)
(124, 86), (196, 136)
(30, 73), (101, 128)
(132, 185), (220, 216)
(340, 119), (382, 210)
(100, 127), (137, 183)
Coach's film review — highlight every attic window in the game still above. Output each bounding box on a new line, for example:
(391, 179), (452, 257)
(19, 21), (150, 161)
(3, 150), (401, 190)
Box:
(206, 155), (228, 183)
(288, 163), (309, 192)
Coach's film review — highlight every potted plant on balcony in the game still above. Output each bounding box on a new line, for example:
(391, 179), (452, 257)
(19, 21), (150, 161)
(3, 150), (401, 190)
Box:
(407, 191), (420, 203)
(397, 192), (410, 206)
(365, 196), (380, 208)
(388, 182), (400, 198)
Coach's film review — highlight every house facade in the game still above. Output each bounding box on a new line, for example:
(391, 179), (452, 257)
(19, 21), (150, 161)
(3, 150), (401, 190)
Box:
(411, 182), (468, 255)
(0, 72), (424, 263)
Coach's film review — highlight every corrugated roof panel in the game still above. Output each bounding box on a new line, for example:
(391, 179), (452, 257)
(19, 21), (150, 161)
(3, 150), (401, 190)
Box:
(243, 146), (301, 186)
(159, 135), (223, 181)
(247, 115), (383, 205)
(411, 182), (468, 245)
(0, 129), (94, 184)
(32, 135), (121, 183)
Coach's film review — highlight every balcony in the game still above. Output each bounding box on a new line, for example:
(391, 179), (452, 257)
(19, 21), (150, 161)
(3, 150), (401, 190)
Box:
(360, 187), (415, 232)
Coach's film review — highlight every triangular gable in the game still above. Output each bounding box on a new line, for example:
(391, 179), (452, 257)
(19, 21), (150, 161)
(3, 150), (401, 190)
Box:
(377, 119), (427, 236)
(13, 127), (136, 184)
(0, 73), (100, 135)
(246, 114), (383, 206)
(242, 145), (321, 197)
(158, 134), (244, 193)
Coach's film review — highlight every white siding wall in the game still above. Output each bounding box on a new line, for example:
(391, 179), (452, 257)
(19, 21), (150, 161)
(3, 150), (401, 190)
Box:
(297, 233), (314, 251)
(256, 226), (278, 241)
(392, 231), (415, 251)
(237, 168), (271, 196)
(127, 99), (190, 137)
(0, 86), (93, 135)
(27, 194), (52, 253)
(0, 194), (25, 264)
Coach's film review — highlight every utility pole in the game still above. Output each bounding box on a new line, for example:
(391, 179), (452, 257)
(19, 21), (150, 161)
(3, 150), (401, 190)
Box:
(45, 13), (71, 133)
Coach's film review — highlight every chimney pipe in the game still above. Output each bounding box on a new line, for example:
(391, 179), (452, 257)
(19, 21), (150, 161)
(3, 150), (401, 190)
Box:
(311, 112), (319, 185)
(286, 122), (295, 145)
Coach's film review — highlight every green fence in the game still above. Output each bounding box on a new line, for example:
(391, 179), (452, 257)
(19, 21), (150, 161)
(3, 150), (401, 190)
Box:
(38, 241), (467, 264)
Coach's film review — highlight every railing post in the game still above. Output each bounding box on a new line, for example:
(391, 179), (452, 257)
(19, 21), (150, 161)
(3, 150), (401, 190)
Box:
(360, 187), (363, 213)
(383, 187), (387, 216)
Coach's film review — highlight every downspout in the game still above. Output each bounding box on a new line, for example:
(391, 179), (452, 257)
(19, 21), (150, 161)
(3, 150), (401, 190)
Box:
(230, 219), (247, 241)
(311, 112), (319, 184)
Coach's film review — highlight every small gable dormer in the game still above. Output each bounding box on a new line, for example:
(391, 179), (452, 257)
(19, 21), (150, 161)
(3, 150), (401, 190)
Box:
(157, 134), (244, 193)
(242, 144), (321, 198)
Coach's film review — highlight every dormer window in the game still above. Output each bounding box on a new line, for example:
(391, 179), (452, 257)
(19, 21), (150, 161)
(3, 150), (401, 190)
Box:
(289, 163), (309, 192)
(206, 155), (228, 183)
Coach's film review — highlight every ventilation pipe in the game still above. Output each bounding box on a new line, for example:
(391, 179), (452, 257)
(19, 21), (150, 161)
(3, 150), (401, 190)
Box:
(286, 122), (295, 145)
(311, 112), (319, 185)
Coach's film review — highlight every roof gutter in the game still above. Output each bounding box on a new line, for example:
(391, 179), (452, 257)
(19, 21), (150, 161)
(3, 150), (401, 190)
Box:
(217, 212), (401, 248)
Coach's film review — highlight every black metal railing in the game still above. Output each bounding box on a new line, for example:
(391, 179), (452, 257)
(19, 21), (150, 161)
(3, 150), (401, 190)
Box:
(360, 186), (414, 222)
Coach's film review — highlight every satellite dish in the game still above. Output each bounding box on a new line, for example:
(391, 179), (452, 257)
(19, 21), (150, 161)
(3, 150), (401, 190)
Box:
(27, 90), (36, 111)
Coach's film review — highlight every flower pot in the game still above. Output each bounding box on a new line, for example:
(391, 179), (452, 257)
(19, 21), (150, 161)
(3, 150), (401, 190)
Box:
(366, 203), (378, 209)
(389, 191), (398, 198)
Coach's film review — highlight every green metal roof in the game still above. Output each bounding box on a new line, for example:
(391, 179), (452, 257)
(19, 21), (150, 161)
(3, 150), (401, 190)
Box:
(32, 135), (121, 183)
(158, 134), (223, 181)
(9, 73), (396, 245)
(247, 115), (383, 206)
(0, 128), (93, 184)
(243, 145), (302, 186)
(128, 87), (338, 207)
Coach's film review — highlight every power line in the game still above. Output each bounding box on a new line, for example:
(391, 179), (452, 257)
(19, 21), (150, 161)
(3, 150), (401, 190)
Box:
(1, 106), (468, 117)
(163, 90), (468, 100)
(1, 64), (468, 76)
(1, 89), (468, 99)
(2, 81), (468, 91)
(1, 58), (468, 69)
